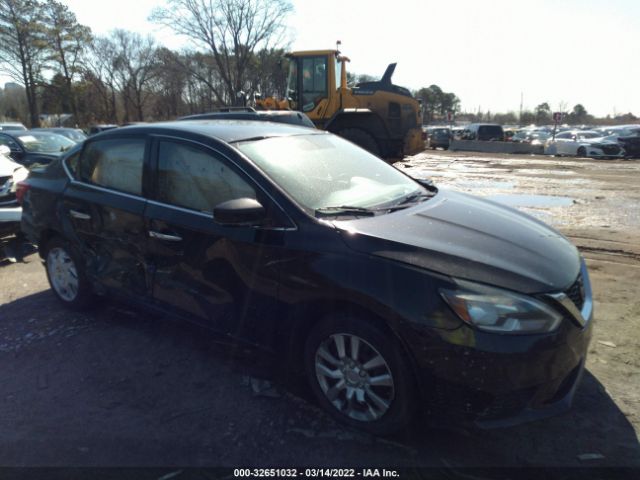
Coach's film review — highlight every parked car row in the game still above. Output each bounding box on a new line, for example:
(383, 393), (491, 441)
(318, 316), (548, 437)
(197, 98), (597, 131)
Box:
(423, 122), (640, 159)
(0, 145), (28, 240)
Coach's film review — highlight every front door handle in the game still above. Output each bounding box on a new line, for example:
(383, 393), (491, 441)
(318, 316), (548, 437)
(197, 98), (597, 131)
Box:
(149, 230), (182, 242)
(69, 209), (91, 220)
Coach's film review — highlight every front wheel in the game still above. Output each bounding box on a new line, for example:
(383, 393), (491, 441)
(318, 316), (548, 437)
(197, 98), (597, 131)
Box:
(304, 315), (417, 435)
(44, 237), (95, 310)
(577, 146), (586, 157)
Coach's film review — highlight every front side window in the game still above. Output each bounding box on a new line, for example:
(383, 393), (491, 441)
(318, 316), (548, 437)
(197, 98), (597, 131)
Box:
(301, 56), (328, 112)
(286, 59), (299, 109)
(334, 56), (342, 90)
(80, 138), (145, 195)
(577, 132), (599, 140)
(157, 141), (256, 214)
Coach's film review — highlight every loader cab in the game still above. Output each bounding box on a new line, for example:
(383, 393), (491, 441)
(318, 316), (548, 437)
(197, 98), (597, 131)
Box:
(285, 50), (341, 118)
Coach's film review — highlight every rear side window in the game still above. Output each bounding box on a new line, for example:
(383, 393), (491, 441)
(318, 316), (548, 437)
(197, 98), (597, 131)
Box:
(80, 138), (145, 195)
(157, 140), (256, 214)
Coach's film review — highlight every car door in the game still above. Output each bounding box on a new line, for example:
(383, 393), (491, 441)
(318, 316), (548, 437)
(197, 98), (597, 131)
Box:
(145, 136), (287, 340)
(553, 132), (571, 155)
(62, 135), (151, 297)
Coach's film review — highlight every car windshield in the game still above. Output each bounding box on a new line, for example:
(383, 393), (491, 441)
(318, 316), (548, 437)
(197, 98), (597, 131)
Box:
(60, 130), (87, 142)
(16, 132), (75, 153)
(236, 133), (424, 213)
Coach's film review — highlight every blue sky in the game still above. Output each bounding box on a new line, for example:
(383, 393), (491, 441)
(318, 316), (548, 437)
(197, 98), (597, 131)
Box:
(3, 0), (639, 117)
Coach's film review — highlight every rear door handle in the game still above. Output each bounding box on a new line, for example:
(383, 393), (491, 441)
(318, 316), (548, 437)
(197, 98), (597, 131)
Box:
(149, 230), (182, 242)
(69, 209), (91, 220)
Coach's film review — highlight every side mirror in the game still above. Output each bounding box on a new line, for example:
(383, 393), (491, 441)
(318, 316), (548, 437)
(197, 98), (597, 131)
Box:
(213, 198), (266, 226)
(0, 145), (10, 156)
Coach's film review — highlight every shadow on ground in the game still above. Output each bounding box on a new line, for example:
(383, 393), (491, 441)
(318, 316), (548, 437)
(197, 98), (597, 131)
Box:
(0, 291), (638, 468)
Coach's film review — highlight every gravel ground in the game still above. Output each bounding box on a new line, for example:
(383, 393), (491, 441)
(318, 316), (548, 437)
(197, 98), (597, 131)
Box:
(0, 151), (638, 470)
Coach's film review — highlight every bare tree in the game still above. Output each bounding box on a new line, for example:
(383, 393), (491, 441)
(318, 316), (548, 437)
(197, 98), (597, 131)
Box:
(150, 0), (293, 104)
(110, 30), (158, 122)
(246, 47), (287, 100)
(148, 47), (189, 118)
(82, 35), (120, 123)
(0, 0), (48, 126)
(43, 0), (92, 121)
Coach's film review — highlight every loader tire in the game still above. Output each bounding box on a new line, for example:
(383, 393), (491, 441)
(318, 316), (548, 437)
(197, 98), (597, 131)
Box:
(338, 128), (381, 157)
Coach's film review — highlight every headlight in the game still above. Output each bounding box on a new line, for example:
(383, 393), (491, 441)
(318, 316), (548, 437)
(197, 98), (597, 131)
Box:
(440, 281), (563, 334)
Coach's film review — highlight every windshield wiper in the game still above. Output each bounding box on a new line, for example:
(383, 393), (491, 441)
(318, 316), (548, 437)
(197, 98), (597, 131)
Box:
(315, 205), (376, 218)
(388, 190), (437, 211)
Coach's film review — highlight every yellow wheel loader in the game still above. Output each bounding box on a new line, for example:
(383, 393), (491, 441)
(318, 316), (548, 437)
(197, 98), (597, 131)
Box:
(255, 48), (425, 160)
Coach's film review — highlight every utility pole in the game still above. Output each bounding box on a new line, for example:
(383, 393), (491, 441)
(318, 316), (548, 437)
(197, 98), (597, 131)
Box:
(519, 91), (523, 124)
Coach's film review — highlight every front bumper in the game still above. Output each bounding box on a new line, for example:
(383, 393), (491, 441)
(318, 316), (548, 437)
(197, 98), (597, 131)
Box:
(586, 147), (625, 159)
(0, 206), (22, 237)
(404, 260), (594, 427)
(0, 205), (22, 223)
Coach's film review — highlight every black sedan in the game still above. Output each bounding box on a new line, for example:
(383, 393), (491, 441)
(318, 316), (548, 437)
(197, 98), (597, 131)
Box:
(0, 130), (76, 167)
(19, 120), (593, 435)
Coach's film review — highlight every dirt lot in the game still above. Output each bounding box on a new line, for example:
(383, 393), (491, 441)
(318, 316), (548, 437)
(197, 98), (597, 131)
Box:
(0, 150), (638, 471)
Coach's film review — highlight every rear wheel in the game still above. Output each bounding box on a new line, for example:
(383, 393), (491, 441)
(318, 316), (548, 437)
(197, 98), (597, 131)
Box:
(304, 314), (416, 435)
(44, 237), (94, 310)
(338, 128), (381, 157)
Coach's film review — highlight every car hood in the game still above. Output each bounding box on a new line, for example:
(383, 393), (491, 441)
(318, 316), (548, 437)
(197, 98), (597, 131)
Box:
(334, 189), (580, 294)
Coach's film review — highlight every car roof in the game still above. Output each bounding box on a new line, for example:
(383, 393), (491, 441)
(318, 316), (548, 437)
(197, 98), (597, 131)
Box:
(95, 120), (324, 144)
(32, 127), (78, 132)
(0, 130), (24, 138)
(179, 110), (316, 128)
(0, 129), (68, 139)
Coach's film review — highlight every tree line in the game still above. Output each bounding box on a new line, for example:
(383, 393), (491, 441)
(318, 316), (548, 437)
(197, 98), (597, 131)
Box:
(446, 102), (637, 126)
(0, 0), (293, 127)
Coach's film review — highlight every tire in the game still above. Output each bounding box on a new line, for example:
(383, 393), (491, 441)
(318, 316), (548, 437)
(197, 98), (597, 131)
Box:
(44, 236), (95, 310)
(577, 147), (586, 157)
(304, 314), (417, 435)
(338, 128), (381, 157)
